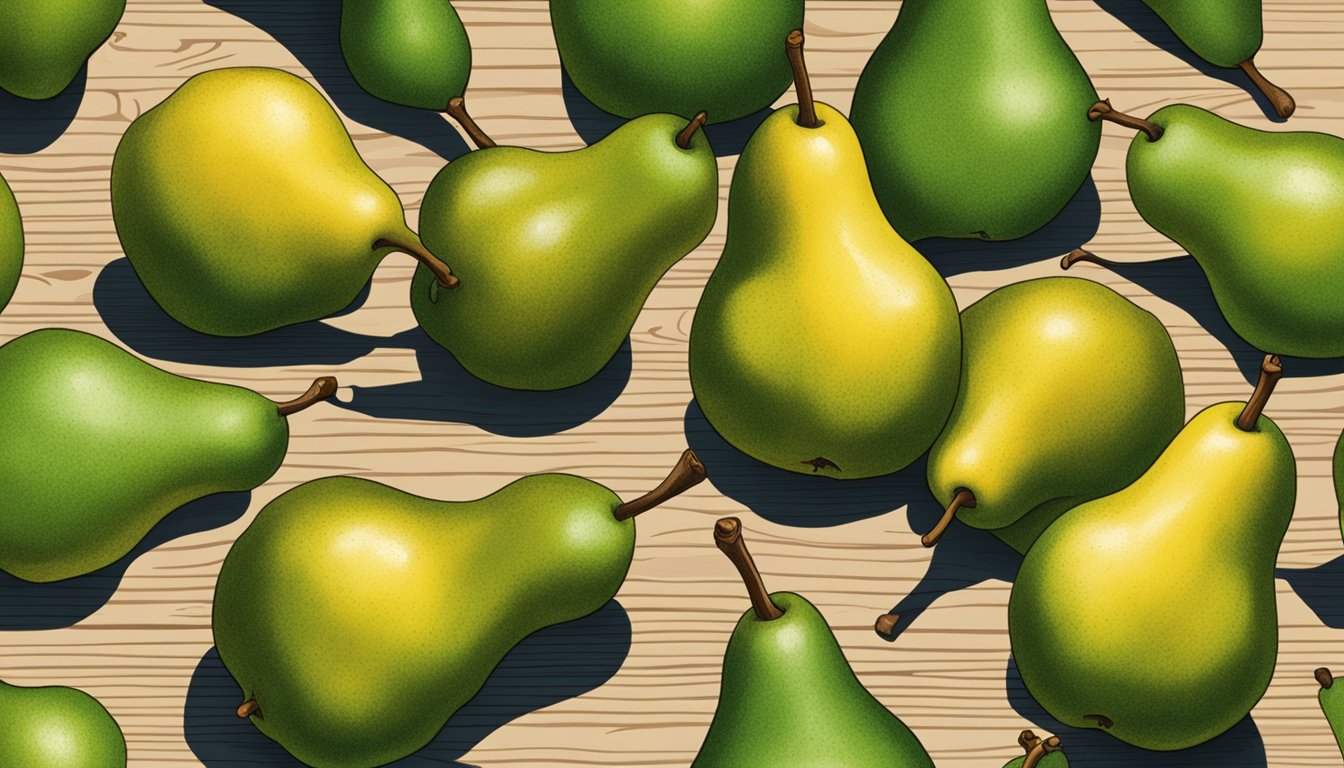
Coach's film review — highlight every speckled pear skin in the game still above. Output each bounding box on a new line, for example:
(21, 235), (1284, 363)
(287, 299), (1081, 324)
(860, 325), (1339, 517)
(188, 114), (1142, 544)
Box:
(1009, 402), (1295, 750)
(214, 474), (633, 768)
(111, 67), (430, 337)
(411, 113), (717, 391)
(927, 277), (1185, 554)
(1141, 0), (1262, 68)
(550, 0), (804, 124)
(850, 0), (1100, 242)
(340, 0), (471, 110)
(1335, 431), (1344, 545)
(1128, 105), (1344, 357)
(0, 173), (21, 314)
(0, 329), (291, 583)
(0, 0), (125, 100)
(1003, 751), (1068, 768)
(0, 680), (127, 768)
(1318, 670), (1344, 759)
(691, 593), (934, 767)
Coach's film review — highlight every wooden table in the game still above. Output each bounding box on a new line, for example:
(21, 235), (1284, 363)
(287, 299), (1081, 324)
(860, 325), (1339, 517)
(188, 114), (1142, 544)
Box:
(2, 1), (1342, 765)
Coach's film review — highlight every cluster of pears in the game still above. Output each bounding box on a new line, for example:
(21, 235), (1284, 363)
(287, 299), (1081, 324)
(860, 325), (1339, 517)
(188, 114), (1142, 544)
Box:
(0, 1), (125, 100)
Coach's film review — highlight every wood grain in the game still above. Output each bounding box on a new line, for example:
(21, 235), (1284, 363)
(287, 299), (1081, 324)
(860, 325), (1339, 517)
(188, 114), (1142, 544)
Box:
(2, 1), (1344, 766)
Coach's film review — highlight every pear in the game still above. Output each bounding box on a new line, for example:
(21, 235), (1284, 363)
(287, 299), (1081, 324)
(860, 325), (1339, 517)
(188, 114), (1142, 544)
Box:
(1002, 730), (1065, 768)
(0, 679), (127, 767)
(1009, 355), (1295, 750)
(214, 450), (706, 768)
(850, 0), (1100, 241)
(691, 517), (934, 767)
(0, 328), (336, 583)
(0, 1), (125, 100)
(111, 67), (457, 337)
(1336, 430), (1344, 545)
(922, 277), (1185, 553)
(690, 31), (961, 478)
(0, 172), (20, 314)
(410, 98), (717, 391)
(340, 0), (471, 110)
(1315, 668), (1344, 759)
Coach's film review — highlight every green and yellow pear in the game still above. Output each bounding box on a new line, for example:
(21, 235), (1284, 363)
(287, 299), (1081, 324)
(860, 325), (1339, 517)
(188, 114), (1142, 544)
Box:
(0, 0), (125, 100)
(1001, 730), (1066, 768)
(0, 172), (21, 314)
(340, 0), (471, 110)
(111, 67), (456, 337)
(690, 31), (961, 479)
(0, 328), (336, 583)
(922, 277), (1184, 553)
(1010, 356), (1295, 750)
(0, 679), (127, 767)
(1335, 430), (1344, 544)
(215, 450), (706, 768)
(1315, 668), (1344, 759)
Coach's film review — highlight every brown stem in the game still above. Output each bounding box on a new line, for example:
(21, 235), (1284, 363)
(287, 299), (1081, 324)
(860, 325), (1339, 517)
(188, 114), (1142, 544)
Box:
(274, 376), (339, 417)
(874, 612), (900, 637)
(1239, 59), (1296, 119)
(1018, 730), (1041, 753)
(1061, 247), (1191, 272)
(1083, 713), (1114, 729)
(715, 517), (785, 621)
(612, 450), (707, 521)
(1023, 736), (1062, 768)
(374, 236), (458, 289)
(237, 700), (261, 719)
(1237, 354), (1283, 431)
(786, 30), (819, 128)
(676, 112), (708, 150)
(1318, 667), (1335, 690)
(1089, 99), (1164, 142)
(444, 96), (497, 149)
(922, 488), (976, 548)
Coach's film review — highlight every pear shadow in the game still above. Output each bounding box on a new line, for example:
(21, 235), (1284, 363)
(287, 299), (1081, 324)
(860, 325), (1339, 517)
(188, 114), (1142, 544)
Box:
(682, 400), (941, 527)
(915, 175), (1101, 277)
(1004, 657), (1268, 767)
(183, 600), (632, 767)
(0, 492), (250, 631)
(0, 67), (87, 154)
(1278, 555), (1344, 629)
(334, 327), (632, 438)
(203, 0), (470, 160)
(1093, 0), (1291, 122)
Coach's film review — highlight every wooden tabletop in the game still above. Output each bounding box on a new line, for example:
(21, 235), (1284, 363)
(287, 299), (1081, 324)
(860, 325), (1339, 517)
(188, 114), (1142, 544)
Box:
(2, 1), (1343, 766)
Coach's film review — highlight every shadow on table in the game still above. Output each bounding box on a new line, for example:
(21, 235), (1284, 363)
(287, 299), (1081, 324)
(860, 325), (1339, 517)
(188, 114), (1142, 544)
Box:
(184, 600), (632, 767)
(0, 492), (250, 631)
(1278, 555), (1344, 629)
(0, 68), (86, 154)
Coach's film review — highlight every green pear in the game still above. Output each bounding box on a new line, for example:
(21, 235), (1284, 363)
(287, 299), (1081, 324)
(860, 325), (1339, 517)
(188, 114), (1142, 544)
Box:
(1335, 430), (1344, 545)
(0, 328), (336, 583)
(690, 32), (960, 478)
(340, 0), (471, 110)
(1009, 356), (1295, 750)
(0, 172), (20, 314)
(692, 518), (934, 767)
(215, 450), (706, 768)
(0, 1), (125, 100)
(850, 0), (1100, 241)
(922, 277), (1185, 554)
(1315, 668), (1344, 759)
(1001, 730), (1066, 768)
(0, 679), (127, 767)
(550, 0), (804, 124)
(410, 99), (717, 391)
(111, 67), (457, 337)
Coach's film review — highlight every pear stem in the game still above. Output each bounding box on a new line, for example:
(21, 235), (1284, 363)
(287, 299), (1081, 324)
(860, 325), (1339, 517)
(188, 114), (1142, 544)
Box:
(1060, 247), (1191, 272)
(1318, 667), (1335, 689)
(786, 30), (819, 128)
(676, 112), (708, 150)
(1018, 730), (1041, 753)
(1022, 736), (1062, 768)
(922, 489), (976, 548)
(274, 376), (339, 417)
(444, 96), (497, 150)
(612, 449), (707, 521)
(237, 700), (261, 719)
(374, 236), (459, 289)
(1237, 354), (1283, 431)
(1239, 59), (1296, 119)
(874, 611), (900, 637)
(715, 517), (785, 621)
(1089, 100), (1163, 142)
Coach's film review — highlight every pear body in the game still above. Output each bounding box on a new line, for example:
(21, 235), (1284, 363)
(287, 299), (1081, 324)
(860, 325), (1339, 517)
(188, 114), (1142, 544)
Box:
(1010, 402), (1295, 750)
(1336, 430), (1344, 544)
(1128, 104), (1344, 357)
(340, 0), (471, 110)
(0, 681), (127, 767)
(0, 329), (290, 582)
(1319, 676), (1344, 759)
(1142, 0), (1262, 68)
(0, 0), (125, 100)
(412, 114), (718, 390)
(690, 103), (960, 478)
(550, 0), (804, 123)
(850, 0), (1100, 241)
(692, 592), (933, 767)
(927, 277), (1184, 553)
(111, 67), (424, 336)
(0, 173), (20, 314)
(1004, 753), (1068, 768)
(214, 474), (634, 767)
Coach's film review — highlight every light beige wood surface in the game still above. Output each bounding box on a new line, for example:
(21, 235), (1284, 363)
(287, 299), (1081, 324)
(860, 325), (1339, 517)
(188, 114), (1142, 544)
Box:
(2, 1), (1344, 766)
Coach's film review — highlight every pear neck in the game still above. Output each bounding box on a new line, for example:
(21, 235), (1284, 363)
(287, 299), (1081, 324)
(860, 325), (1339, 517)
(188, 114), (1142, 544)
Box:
(786, 30), (820, 129)
(1089, 100), (1163, 142)
(612, 450), (706, 521)
(274, 377), (339, 417)
(715, 517), (785, 621)
(444, 97), (497, 150)
(1237, 355), (1283, 431)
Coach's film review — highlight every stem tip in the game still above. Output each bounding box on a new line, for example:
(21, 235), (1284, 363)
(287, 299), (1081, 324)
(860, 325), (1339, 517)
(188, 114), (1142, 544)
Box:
(715, 517), (785, 621)
(922, 489), (975, 548)
(237, 700), (261, 719)
(874, 612), (900, 637)
(612, 449), (707, 521)
(1318, 667), (1335, 690)
(275, 376), (339, 417)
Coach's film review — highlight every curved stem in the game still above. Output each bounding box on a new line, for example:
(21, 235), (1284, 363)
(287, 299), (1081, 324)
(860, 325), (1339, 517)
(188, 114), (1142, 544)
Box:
(1237, 354), (1283, 431)
(1089, 99), (1164, 142)
(374, 235), (459, 289)
(1023, 736), (1062, 768)
(613, 449), (706, 521)
(874, 612), (900, 637)
(444, 96), (497, 149)
(715, 517), (785, 621)
(237, 699), (261, 719)
(1239, 59), (1296, 119)
(676, 112), (708, 149)
(274, 376), (339, 417)
(1318, 667), (1335, 690)
(922, 488), (976, 548)
(1061, 247), (1191, 272)
(786, 30), (819, 128)
(1083, 713), (1114, 729)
